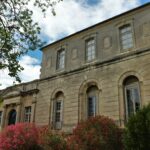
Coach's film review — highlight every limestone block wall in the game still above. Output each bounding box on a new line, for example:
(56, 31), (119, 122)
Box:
(0, 4), (150, 133)
(0, 84), (38, 129)
(35, 50), (150, 132)
(40, 4), (150, 79)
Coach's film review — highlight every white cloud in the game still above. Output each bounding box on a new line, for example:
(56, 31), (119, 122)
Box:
(31, 0), (140, 41)
(0, 56), (41, 90)
(1, 0), (141, 89)
(19, 56), (41, 82)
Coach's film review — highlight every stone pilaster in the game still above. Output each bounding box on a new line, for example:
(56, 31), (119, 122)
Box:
(31, 100), (36, 123)
(1, 105), (7, 128)
(31, 94), (37, 123)
(16, 103), (21, 123)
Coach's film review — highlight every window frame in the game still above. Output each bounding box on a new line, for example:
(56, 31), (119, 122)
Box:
(0, 111), (2, 126)
(8, 109), (17, 125)
(116, 20), (136, 53)
(85, 38), (96, 62)
(53, 100), (63, 130)
(55, 100), (62, 123)
(56, 48), (65, 70)
(124, 82), (141, 120)
(86, 85), (99, 119)
(119, 24), (134, 51)
(24, 106), (32, 123)
(87, 96), (96, 117)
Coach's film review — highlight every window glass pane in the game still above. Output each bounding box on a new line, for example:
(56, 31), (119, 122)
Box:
(88, 96), (96, 117)
(57, 49), (65, 69)
(56, 102), (61, 111)
(126, 84), (141, 119)
(120, 25), (133, 50)
(127, 89), (134, 117)
(56, 112), (61, 122)
(86, 38), (95, 61)
(133, 88), (140, 112)
(24, 106), (31, 122)
(122, 34), (132, 40)
(8, 110), (16, 125)
(55, 101), (62, 123)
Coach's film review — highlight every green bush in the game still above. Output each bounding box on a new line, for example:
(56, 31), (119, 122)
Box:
(123, 104), (150, 150)
(39, 127), (67, 150)
(67, 116), (123, 150)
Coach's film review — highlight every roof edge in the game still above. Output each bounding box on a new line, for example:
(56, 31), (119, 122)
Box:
(41, 2), (150, 50)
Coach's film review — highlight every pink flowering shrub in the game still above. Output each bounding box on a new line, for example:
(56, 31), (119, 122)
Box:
(0, 123), (42, 150)
(0, 117), (123, 150)
(67, 116), (123, 150)
(0, 123), (67, 150)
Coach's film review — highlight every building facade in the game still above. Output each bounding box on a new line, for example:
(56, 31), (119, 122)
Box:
(0, 3), (150, 132)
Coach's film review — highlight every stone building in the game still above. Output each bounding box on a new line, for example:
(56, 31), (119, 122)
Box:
(0, 3), (150, 132)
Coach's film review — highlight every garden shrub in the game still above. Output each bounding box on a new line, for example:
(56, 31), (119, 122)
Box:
(0, 123), (67, 150)
(0, 123), (42, 150)
(67, 116), (123, 150)
(39, 126), (67, 150)
(123, 104), (150, 150)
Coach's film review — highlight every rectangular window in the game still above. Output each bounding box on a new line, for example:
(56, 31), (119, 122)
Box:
(0, 111), (2, 125)
(88, 96), (96, 117)
(120, 25), (133, 50)
(86, 38), (96, 61)
(24, 106), (32, 122)
(57, 49), (65, 69)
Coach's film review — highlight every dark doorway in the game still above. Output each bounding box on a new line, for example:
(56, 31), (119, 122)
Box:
(8, 109), (16, 125)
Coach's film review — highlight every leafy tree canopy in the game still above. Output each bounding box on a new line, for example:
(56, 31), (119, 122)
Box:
(0, 0), (62, 83)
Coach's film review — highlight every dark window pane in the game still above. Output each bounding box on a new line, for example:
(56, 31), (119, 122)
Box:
(56, 102), (61, 111)
(127, 89), (134, 117)
(56, 112), (60, 122)
(133, 88), (140, 112)
(8, 110), (16, 125)
(88, 96), (96, 117)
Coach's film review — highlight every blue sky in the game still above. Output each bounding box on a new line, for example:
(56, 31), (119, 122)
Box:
(0, 0), (149, 89)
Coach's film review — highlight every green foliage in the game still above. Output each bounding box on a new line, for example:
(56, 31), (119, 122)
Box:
(0, 0), (62, 83)
(67, 116), (123, 150)
(44, 134), (67, 150)
(39, 126), (67, 150)
(123, 104), (150, 150)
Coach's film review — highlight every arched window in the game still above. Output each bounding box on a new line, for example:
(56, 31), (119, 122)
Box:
(8, 109), (16, 125)
(86, 86), (99, 118)
(53, 92), (64, 129)
(124, 76), (141, 120)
